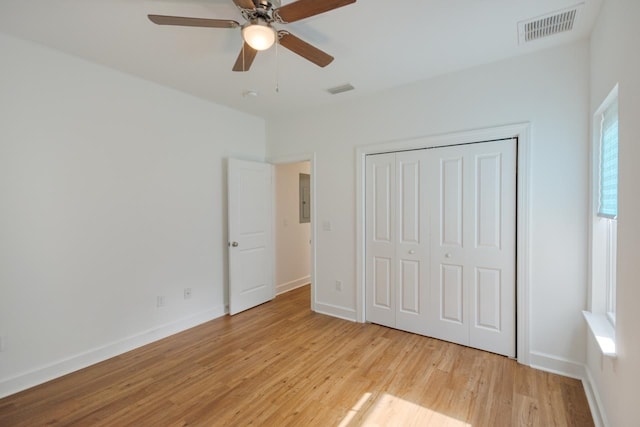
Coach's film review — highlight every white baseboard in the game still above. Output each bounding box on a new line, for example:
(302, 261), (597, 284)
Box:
(0, 306), (225, 399)
(528, 350), (586, 379)
(314, 302), (357, 322)
(582, 365), (608, 427)
(276, 276), (310, 295)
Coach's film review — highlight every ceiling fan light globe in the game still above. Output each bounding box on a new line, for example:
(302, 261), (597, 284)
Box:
(242, 22), (276, 51)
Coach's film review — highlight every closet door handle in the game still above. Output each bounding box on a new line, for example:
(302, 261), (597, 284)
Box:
(445, 253), (452, 258)
(408, 249), (416, 254)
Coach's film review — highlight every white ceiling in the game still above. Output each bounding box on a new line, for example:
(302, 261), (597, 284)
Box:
(0, 0), (602, 119)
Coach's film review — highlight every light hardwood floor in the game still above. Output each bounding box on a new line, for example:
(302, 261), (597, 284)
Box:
(0, 285), (593, 426)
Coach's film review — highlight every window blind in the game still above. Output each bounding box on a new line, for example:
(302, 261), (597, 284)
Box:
(599, 102), (618, 218)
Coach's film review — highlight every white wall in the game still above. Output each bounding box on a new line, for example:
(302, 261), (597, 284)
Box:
(267, 41), (590, 369)
(587, 0), (640, 425)
(0, 33), (266, 397)
(274, 162), (311, 294)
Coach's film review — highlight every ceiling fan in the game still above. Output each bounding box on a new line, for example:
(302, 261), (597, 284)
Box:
(148, 0), (356, 72)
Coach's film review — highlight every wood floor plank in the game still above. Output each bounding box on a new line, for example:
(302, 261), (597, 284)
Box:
(0, 285), (593, 426)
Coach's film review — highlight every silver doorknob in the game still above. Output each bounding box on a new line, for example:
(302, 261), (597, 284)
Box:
(445, 253), (451, 258)
(409, 249), (416, 254)
(231, 241), (239, 247)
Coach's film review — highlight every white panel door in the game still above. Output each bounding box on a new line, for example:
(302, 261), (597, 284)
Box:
(427, 140), (516, 357)
(228, 158), (274, 315)
(366, 151), (430, 333)
(468, 142), (516, 356)
(426, 152), (468, 345)
(365, 153), (396, 328)
(394, 151), (430, 336)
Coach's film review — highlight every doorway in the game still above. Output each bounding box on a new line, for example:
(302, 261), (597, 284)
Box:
(227, 155), (316, 315)
(274, 161), (313, 296)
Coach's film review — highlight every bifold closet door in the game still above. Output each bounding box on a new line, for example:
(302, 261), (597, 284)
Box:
(427, 139), (516, 357)
(365, 139), (516, 358)
(365, 151), (430, 335)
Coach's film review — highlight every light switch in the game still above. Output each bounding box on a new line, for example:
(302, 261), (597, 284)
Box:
(323, 220), (332, 231)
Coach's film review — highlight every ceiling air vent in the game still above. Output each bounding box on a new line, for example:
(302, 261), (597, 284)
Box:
(327, 83), (355, 95)
(518, 4), (583, 44)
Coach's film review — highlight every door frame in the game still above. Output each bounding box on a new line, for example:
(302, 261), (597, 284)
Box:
(269, 152), (317, 312)
(356, 123), (531, 365)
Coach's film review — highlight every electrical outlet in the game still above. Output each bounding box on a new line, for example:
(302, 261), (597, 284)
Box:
(157, 296), (165, 308)
(184, 288), (192, 299)
(335, 280), (342, 292)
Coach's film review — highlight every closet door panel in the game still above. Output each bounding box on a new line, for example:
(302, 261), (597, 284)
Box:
(395, 152), (430, 335)
(467, 140), (516, 357)
(440, 264), (464, 323)
(475, 267), (502, 330)
(428, 140), (516, 356)
(373, 257), (392, 308)
(399, 259), (420, 313)
(427, 150), (469, 346)
(441, 157), (464, 247)
(365, 154), (396, 328)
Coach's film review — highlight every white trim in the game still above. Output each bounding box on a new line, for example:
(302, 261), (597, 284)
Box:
(356, 122), (531, 365)
(588, 84), (619, 313)
(276, 276), (311, 295)
(0, 306), (225, 399)
(594, 84), (619, 118)
(315, 302), (357, 322)
(268, 152), (317, 312)
(529, 351), (586, 380)
(516, 123), (532, 366)
(586, 90), (619, 427)
(582, 311), (616, 357)
(583, 365), (609, 427)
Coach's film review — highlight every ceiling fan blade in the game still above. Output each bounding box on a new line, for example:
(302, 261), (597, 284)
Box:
(278, 31), (334, 67)
(232, 43), (258, 72)
(274, 0), (356, 23)
(148, 14), (239, 28)
(232, 0), (256, 10)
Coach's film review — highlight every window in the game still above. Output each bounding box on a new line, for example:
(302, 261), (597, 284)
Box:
(598, 101), (618, 219)
(592, 85), (618, 325)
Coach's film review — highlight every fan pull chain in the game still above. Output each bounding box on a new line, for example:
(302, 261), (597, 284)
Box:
(275, 33), (280, 93)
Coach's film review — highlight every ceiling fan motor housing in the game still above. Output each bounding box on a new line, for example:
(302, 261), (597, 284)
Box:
(242, 0), (276, 23)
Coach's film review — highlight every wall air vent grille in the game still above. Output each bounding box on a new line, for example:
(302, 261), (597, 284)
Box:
(327, 83), (355, 95)
(518, 4), (582, 44)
